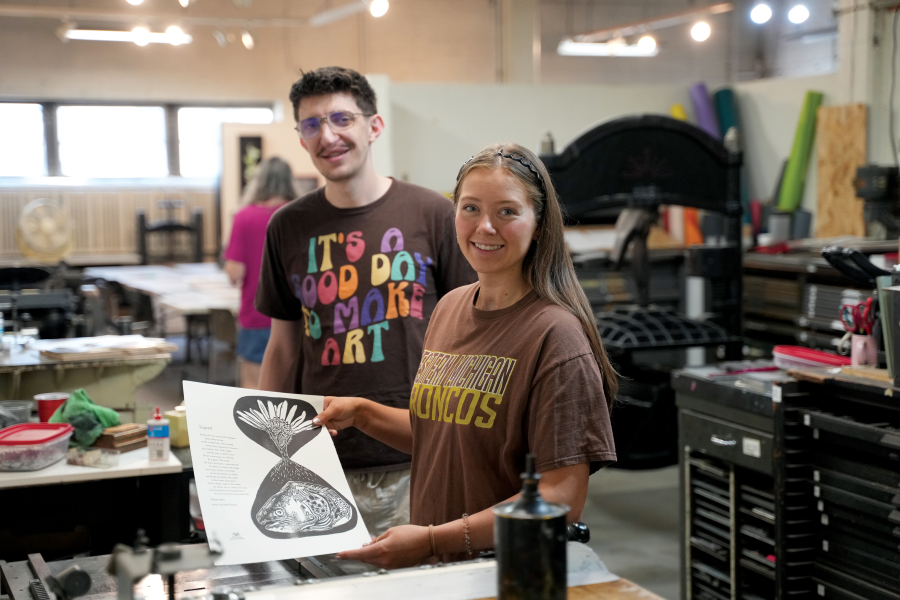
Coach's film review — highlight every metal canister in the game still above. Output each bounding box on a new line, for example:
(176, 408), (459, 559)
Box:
(492, 454), (569, 600)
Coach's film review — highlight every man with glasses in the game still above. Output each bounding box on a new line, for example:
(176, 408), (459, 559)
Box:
(256, 66), (475, 535)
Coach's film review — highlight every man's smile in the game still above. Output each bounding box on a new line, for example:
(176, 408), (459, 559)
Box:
(319, 147), (350, 160)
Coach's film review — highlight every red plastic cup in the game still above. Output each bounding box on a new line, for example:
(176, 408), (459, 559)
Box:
(34, 393), (69, 422)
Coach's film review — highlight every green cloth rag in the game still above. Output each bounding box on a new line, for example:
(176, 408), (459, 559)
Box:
(48, 388), (121, 446)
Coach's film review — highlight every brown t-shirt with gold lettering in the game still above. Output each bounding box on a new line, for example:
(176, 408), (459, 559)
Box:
(409, 283), (616, 550)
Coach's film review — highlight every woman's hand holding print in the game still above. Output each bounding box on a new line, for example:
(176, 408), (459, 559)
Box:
(336, 525), (432, 569)
(314, 396), (367, 436)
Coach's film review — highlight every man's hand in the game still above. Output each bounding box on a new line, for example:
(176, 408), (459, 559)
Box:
(336, 525), (432, 569)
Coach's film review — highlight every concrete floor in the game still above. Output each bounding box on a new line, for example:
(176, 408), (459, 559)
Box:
(137, 337), (681, 600)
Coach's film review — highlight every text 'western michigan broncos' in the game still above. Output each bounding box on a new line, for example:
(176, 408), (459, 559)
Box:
(410, 351), (517, 430)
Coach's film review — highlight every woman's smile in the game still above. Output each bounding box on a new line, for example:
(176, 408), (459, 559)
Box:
(472, 242), (504, 252)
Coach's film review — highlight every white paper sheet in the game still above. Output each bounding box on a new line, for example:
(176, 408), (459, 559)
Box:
(183, 381), (371, 565)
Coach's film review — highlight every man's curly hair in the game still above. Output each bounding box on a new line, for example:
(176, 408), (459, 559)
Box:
(288, 67), (378, 121)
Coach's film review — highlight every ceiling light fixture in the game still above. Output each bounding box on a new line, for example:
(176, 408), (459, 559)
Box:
(179, 0), (190, 7)
(63, 27), (193, 45)
(241, 29), (254, 49)
(132, 25), (150, 45)
(166, 25), (186, 45)
(691, 21), (711, 41)
(369, 0), (389, 18)
(788, 4), (809, 24)
(557, 38), (659, 57)
(637, 35), (656, 51)
(570, 2), (732, 44)
(750, 3), (772, 24)
(126, 0), (144, 5)
(55, 20), (76, 42)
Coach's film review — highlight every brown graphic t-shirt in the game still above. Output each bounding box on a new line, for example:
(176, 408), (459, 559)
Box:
(409, 284), (616, 550)
(256, 180), (476, 472)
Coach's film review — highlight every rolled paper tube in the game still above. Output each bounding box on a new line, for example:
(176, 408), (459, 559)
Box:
(690, 83), (720, 138)
(714, 88), (739, 139)
(777, 90), (824, 213)
(670, 103), (688, 121)
(684, 207), (704, 246)
(750, 199), (762, 235)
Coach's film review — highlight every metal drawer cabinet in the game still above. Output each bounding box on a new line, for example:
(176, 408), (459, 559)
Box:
(680, 408), (774, 475)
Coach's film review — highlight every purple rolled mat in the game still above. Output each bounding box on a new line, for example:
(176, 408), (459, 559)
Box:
(690, 83), (719, 138)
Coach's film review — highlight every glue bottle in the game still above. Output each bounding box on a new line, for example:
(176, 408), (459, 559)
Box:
(148, 407), (170, 462)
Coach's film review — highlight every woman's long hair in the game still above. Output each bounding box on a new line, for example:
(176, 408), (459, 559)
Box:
(240, 157), (301, 207)
(452, 143), (618, 409)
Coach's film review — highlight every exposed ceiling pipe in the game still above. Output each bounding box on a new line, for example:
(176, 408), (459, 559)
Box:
(572, 2), (734, 44)
(0, 2), (384, 29)
(0, 4), (309, 28)
(308, 1), (368, 27)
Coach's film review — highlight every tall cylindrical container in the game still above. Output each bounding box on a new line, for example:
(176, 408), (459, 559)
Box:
(492, 454), (569, 600)
(148, 407), (170, 462)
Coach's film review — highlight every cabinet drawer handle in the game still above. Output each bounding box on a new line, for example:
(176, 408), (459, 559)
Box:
(710, 435), (736, 447)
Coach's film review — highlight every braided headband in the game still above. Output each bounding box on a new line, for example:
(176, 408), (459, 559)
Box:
(456, 150), (546, 196)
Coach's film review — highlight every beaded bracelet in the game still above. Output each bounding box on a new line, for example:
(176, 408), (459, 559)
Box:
(462, 513), (473, 557)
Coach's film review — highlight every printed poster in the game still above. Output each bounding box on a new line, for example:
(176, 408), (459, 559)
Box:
(184, 381), (370, 565)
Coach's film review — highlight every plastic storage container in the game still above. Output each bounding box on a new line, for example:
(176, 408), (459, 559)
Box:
(0, 400), (33, 426)
(772, 345), (851, 370)
(0, 423), (74, 471)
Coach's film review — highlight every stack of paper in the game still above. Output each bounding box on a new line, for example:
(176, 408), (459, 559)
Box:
(35, 335), (177, 361)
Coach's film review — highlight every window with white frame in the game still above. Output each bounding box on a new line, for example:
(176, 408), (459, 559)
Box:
(56, 106), (169, 178)
(0, 102), (276, 179)
(0, 104), (47, 177)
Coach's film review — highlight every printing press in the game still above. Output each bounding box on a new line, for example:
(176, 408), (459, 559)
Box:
(0, 541), (619, 600)
(541, 115), (744, 469)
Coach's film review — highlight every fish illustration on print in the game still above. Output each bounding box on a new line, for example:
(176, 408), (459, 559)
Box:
(233, 396), (358, 538)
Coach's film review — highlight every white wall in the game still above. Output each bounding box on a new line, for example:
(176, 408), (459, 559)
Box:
(390, 82), (693, 194)
(390, 76), (840, 220)
(734, 73), (841, 220)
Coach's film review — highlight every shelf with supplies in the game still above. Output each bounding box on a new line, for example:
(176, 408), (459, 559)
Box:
(743, 251), (875, 354)
(676, 364), (900, 599)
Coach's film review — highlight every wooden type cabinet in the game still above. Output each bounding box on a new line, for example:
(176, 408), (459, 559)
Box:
(674, 369), (816, 600)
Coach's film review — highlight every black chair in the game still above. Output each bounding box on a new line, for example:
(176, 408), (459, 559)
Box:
(137, 199), (204, 265)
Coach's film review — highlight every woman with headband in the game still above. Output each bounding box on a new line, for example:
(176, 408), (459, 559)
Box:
(314, 142), (617, 567)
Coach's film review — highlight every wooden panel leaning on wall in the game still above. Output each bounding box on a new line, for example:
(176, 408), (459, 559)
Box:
(0, 187), (218, 265)
(815, 104), (867, 238)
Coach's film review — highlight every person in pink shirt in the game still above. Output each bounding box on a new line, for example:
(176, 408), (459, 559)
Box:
(224, 157), (300, 388)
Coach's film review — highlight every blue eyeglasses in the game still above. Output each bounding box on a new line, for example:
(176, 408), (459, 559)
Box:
(294, 111), (373, 140)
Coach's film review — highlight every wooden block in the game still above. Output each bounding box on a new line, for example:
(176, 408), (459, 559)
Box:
(93, 423), (147, 449)
(815, 104), (867, 238)
(840, 365), (892, 383)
